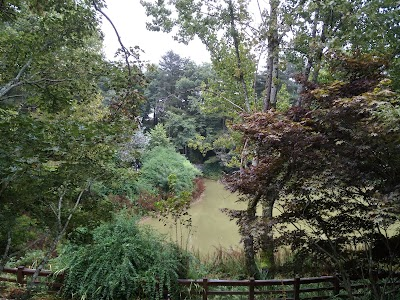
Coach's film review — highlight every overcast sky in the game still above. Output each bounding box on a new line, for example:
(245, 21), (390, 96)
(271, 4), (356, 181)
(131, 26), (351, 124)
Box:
(101, 0), (210, 65)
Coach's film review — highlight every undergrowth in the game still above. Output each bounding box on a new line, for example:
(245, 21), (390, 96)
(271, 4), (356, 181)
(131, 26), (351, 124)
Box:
(56, 213), (182, 300)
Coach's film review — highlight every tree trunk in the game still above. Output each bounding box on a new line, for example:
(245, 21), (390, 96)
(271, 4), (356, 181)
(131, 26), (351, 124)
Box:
(0, 231), (12, 272)
(263, 0), (279, 112)
(295, 9), (319, 107)
(264, 55), (273, 111)
(270, 55), (278, 109)
(242, 195), (260, 279)
(311, 20), (327, 84)
(227, 0), (250, 112)
(259, 196), (276, 277)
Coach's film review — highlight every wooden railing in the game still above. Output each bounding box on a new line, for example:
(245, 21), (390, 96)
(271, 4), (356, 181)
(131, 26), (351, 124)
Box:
(178, 276), (339, 300)
(1, 267), (399, 299)
(0, 266), (63, 290)
(178, 275), (400, 300)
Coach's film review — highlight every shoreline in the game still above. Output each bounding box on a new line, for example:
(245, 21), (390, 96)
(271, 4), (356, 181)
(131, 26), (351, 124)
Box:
(140, 180), (208, 223)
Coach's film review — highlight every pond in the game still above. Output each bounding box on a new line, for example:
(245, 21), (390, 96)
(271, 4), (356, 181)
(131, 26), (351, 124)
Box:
(142, 179), (246, 256)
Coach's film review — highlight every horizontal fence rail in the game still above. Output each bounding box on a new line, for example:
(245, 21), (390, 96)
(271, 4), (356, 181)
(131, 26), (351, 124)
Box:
(0, 266), (63, 290)
(178, 274), (400, 300)
(1, 267), (399, 299)
(178, 276), (339, 300)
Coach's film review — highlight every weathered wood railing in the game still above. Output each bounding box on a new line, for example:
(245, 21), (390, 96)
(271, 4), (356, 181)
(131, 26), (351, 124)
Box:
(178, 274), (400, 300)
(0, 266), (63, 290)
(178, 276), (340, 300)
(1, 267), (399, 299)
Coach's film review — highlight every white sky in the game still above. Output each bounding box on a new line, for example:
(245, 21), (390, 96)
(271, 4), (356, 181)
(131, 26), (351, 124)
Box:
(100, 0), (210, 65)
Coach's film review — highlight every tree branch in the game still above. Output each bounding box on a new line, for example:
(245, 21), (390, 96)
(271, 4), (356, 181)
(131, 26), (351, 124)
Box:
(31, 184), (89, 284)
(92, 1), (132, 77)
(0, 58), (32, 99)
(207, 89), (245, 112)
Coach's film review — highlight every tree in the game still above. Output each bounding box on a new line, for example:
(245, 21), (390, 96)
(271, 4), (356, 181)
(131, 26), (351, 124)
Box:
(143, 51), (195, 124)
(0, 0), (145, 271)
(141, 0), (257, 114)
(146, 123), (173, 149)
(225, 54), (400, 295)
(164, 111), (197, 155)
(283, 0), (400, 101)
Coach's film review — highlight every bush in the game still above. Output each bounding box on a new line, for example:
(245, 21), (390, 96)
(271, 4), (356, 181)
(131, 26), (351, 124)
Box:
(58, 214), (181, 299)
(137, 146), (201, 195)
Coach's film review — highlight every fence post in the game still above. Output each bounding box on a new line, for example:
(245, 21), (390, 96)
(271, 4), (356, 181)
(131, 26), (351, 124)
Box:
(202, 278), (208, 300)
(293, 277), (300, 300)
(249, 277), (255, 300)
(17, 266), (25, 284)
(333, 274), (340, 296)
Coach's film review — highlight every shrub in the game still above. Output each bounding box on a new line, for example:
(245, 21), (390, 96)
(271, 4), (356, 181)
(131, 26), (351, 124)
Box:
(58, 214), (181, 299)
(137, 146), (201, 195)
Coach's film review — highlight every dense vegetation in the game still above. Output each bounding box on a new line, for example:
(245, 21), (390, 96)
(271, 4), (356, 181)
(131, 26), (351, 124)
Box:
(59, 214), (182, 299)
(1, 0), (399, 299)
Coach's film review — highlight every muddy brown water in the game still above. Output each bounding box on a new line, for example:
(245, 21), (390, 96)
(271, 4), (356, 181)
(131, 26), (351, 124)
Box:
(142, 179), (246, 256)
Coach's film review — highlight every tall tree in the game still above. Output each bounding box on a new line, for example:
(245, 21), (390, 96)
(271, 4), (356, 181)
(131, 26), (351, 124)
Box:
(225, 53), (400, 293)
(0, 0), (145, 270)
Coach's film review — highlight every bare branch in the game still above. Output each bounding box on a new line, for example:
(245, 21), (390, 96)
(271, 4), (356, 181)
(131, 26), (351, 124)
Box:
(206, 88), (245, 112)
(0, 58), (32, 99)
(31, 184), (89, 284)
(92, 1), (132, 77)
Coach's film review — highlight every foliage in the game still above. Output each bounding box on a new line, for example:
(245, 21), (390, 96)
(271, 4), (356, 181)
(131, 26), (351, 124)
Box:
(136, 146), (201, 198)
(0, 1), (103, 108)
(118, 128), (150, 167)
(164, 111), (197, 152)
(141, 0), (260, 112)
(143, 51), (203, 124)
(0, 0), (145, 267)
(276, 83), (292, 112)
(0, 104), (119, 259)
(146, 123), (173, 150)
(224, 54), (400, 296)
(58, 214), (181, 300)
(143, 51), (226, 160)
(283, 0), (400, 94)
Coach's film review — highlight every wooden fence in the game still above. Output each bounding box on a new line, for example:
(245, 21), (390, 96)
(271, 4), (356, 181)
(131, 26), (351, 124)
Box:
(0, 266), (63, 290)
(178, 277), (339, 300)
(1, 267), (399, 299)
(178, 275), (400, 300)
